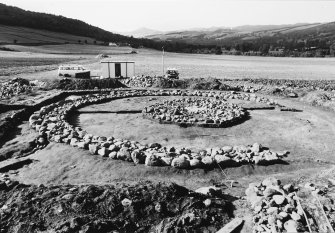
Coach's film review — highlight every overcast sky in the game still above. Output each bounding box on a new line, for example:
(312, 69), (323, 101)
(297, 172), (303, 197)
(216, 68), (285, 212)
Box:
(1, 0), (335, 32)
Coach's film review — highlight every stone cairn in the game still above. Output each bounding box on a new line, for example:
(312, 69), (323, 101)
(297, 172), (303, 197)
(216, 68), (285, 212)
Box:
(246, 177), (310, 233)
(143, 97), (248, 127)
(28, 89), (288, 169)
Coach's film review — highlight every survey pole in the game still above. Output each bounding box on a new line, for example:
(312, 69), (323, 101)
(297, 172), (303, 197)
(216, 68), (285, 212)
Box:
(162, 46), (164, 77)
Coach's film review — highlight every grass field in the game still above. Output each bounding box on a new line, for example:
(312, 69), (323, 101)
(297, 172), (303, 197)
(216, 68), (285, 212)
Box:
(0, 24), (102, 44)
(0, 45), (335, 82)
(3, 44), (133, 54)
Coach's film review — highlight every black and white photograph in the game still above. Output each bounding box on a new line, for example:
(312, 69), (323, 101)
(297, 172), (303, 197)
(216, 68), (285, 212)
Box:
(0, 0), (335, 232)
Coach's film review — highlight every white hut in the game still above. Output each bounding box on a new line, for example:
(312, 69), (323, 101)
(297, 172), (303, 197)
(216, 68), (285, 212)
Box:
(101, 61), (135, 78)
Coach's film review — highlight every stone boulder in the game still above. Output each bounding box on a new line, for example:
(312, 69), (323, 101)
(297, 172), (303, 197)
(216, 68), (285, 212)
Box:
(108, 144), (119, 152)
(145, 153), (161, 166)
(131, 150), (145, 164)
(201, 156), (214, 166)
(251, 143), (262, 153)
(108, 151), (117, 159)
(222, 146), (233, 153)
(77, 141), (88, 149)
(214, 155), (235, 166)
(88, 144), (99, 155)
(160, 157), (173, 166)
(70, 138), (78, 147)
(189, 158), (202, 168)
(171, 156), (190, 169)
(149, 143), (162, 149)
(262, 177), (280, 187)
(98, 147), (109, 157)
(54, 135), (62, 143)
(117, 147), (132, 161)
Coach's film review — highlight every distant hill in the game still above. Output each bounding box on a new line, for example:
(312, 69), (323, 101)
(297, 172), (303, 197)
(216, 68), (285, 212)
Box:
(146, 22), (335, 48)
(120, 27), (162, 38)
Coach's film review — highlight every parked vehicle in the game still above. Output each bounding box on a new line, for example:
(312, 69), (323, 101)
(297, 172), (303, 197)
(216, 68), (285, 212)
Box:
(165, 68), (179, 79)
(58, 65), (90, 79)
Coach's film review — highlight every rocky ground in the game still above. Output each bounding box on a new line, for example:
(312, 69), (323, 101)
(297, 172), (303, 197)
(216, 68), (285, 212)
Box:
(0, 176), (234, 233)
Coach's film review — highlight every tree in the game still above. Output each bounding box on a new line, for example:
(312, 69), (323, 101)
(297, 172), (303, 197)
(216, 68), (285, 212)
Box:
(215, 46), (222, 55)
(260, 44), (270, 54)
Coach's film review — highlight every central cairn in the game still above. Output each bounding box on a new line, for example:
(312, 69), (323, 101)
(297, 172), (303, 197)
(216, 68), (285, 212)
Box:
(143, 97), (248, 127)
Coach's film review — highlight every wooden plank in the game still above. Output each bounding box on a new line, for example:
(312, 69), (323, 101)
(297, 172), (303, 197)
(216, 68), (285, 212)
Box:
(216, 217), (244, 233)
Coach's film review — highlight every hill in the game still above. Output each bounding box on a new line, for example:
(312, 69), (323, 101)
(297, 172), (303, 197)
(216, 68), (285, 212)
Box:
(146, 22), (335, 51)
(0, 24), (105, 45)
(0, 3), (142, 45)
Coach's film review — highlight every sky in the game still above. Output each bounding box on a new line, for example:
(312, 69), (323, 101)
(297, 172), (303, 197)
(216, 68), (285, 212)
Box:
(1, 0), (335, 32)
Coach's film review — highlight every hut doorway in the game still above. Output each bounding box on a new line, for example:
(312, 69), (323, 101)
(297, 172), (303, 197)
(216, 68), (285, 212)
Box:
(115, 63), (121, 77)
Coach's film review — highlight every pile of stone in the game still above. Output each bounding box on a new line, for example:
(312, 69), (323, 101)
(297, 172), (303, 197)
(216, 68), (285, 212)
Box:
(0, 78), (33, 99)
(143, 97), (248, 127)
(302, 91), (335, 112)
(121, 76), (264, 93)
(28, 89), (287, 169)
(245, 78), (335, 92)
(121, 76), (159, 88)
(246, 177), (309, 233)
(0, 174), (19, 191)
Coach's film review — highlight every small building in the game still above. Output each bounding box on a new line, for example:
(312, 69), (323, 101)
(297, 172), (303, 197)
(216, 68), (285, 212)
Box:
(101, 61), (135, 78)
(108, 42), (117, 47)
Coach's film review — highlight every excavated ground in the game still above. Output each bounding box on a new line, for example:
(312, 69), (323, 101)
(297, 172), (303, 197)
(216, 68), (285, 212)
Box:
(1, 89), (335, 233)
(1, 93), (334, 192)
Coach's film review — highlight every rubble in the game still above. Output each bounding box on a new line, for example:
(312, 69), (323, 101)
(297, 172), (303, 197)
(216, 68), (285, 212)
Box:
(246, 177), (335, 233)
(0, 78), (33, 99)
